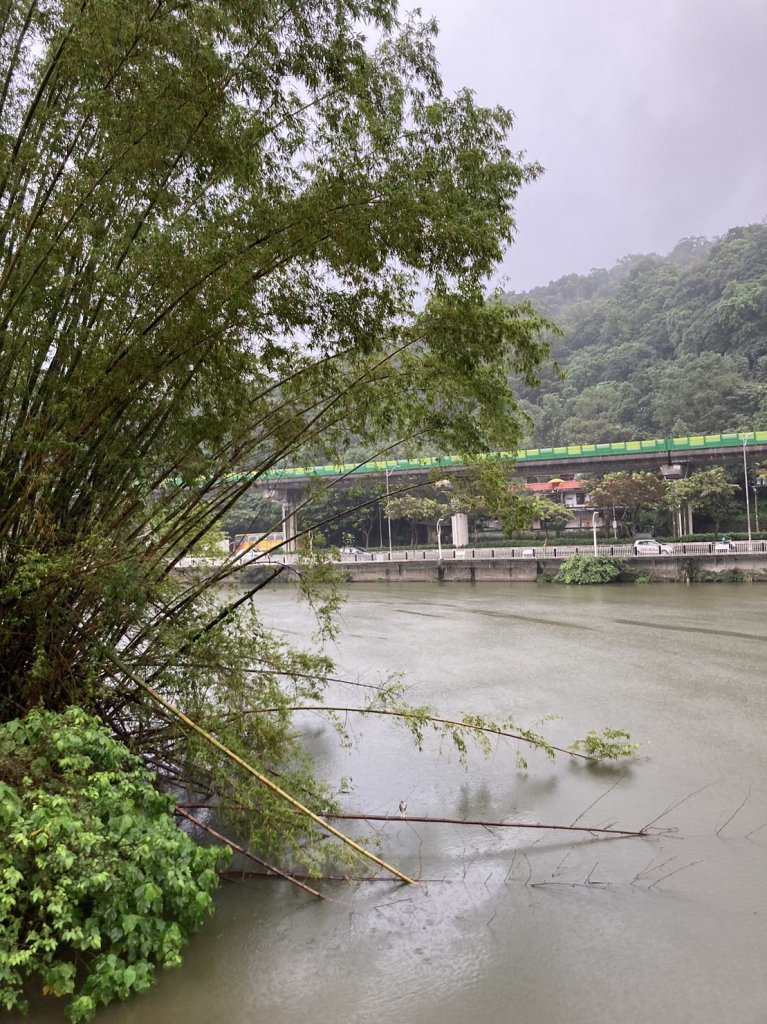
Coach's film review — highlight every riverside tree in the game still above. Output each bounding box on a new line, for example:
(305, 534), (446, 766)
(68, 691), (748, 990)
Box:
(587, 471), (668, 536)
(0, 2), (636, 1017)
(663, 466), (740, 534)
(0, 0), (551, 717)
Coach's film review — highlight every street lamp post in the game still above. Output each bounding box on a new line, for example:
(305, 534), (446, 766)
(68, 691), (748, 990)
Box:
(436, 517), (444, 559)
(754, 485), (760, 534)
(385, 468), (393, 558)
(743, 435), (753, 548)
(591, 510), (599, 556)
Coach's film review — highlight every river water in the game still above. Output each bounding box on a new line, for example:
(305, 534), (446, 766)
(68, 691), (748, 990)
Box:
(20, 583), (767, 1022)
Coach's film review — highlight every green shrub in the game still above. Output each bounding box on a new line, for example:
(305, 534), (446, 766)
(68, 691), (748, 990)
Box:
(553, 554), (623, 585)
(0, 708), (229, 1022)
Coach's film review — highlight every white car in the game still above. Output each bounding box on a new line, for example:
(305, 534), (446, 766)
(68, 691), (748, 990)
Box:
(338, 546), (374, 560)
(633, 539), (673, 555)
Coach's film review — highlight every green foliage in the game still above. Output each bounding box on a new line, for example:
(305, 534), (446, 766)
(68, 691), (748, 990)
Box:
(0, 708), (228, 1021)
(346, 688), (633, 768)
(220, 496), (283, 543)
(528, 495), (575, 533)
(299, 480), (384, 549)
(386, 495), (445, 545)
(0, 0), (554, 847)
(440, 458), (575, 536)
(0, 0), (553, 720)
(664, 467), (739, 532)
(701, 569), (746, 583)
(554, 554), (623, 585)
(510, 222), (767, 444)
(650, 353), (753, 436)
(571, 728), (639, 760)
(445, 460), (521, 532)
(678, 562), (747, 583)
(587, 471), (667, 535)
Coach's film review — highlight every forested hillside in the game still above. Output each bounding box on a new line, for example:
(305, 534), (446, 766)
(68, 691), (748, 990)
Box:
(508, 223), (767, 445)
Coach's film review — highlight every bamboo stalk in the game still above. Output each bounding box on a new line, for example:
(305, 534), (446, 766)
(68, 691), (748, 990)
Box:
(325, 812), (650, 838)
(174, 807), (324, 899)
(175, 802), (652, 839)
(101, 646), (418, 886)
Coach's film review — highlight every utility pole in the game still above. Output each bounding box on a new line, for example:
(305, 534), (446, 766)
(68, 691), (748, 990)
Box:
(743, 434), (753, 547)
(385, 468), (393, 557)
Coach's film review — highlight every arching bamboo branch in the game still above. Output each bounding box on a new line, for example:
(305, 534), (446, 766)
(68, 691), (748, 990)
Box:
(250, 704), (590, 760)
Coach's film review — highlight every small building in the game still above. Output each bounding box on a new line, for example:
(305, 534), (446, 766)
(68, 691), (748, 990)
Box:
(525, 478), (596, 530)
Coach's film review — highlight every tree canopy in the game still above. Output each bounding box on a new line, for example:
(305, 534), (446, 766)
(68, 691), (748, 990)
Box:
(0, 2), (565, 1015)
(587, 472), (667, 536)
(664, 467), (739, 534)
(0, 0), (552, 717)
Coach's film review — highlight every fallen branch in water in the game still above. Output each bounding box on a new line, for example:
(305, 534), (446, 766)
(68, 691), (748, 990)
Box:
(716, 789), (751, 837)
(176, 803), (658, 839)
(324, 812), (654, 838)
(640, 782), (713, 832)
(174, 807), (324, 899)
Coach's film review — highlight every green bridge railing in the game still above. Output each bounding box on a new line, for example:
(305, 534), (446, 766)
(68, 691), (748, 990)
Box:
(253, 431), (767, 482)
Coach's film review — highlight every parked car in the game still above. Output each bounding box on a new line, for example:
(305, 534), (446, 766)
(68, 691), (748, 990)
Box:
(338, 546), (373, 560)
(633, 538), (673, 555)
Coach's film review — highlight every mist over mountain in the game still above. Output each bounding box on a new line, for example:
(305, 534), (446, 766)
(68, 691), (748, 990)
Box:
(507, 223), (767, 446)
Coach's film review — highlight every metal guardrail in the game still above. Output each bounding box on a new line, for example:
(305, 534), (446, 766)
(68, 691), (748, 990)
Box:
(264, 540), (767, 564)
(179, 540), (767, 571)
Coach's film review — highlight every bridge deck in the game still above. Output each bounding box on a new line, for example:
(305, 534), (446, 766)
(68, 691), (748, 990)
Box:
(248, 431), (767, 487)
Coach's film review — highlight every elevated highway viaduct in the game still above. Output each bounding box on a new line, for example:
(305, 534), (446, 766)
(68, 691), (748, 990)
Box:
(252, 432), (767, 511)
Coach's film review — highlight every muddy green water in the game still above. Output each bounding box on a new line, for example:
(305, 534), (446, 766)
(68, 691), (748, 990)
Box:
(19, 583), (767, 1022)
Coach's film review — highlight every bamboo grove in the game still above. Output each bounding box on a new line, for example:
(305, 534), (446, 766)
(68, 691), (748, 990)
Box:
(0, 2), (636, 1017)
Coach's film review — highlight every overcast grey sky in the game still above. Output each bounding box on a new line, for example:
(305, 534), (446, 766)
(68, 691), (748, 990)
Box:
(419, 0), (767, 292)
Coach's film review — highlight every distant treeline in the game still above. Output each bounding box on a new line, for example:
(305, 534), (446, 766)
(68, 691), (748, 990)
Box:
(507, 223), (767, 445)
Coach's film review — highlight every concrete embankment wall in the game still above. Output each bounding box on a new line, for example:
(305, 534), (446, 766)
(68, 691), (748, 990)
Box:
(339, 554), (767, 584)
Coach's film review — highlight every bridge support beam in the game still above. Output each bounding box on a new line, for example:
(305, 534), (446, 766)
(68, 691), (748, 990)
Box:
(450, 513), (469, 547)
(282, 501), (298, 552)
(674, 502), (693, 537)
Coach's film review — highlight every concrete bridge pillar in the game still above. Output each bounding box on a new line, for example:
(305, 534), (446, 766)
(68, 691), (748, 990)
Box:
(451, 513), (469, 547)
(282, 501), (298, 552)
(674, 502), (693, 537)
